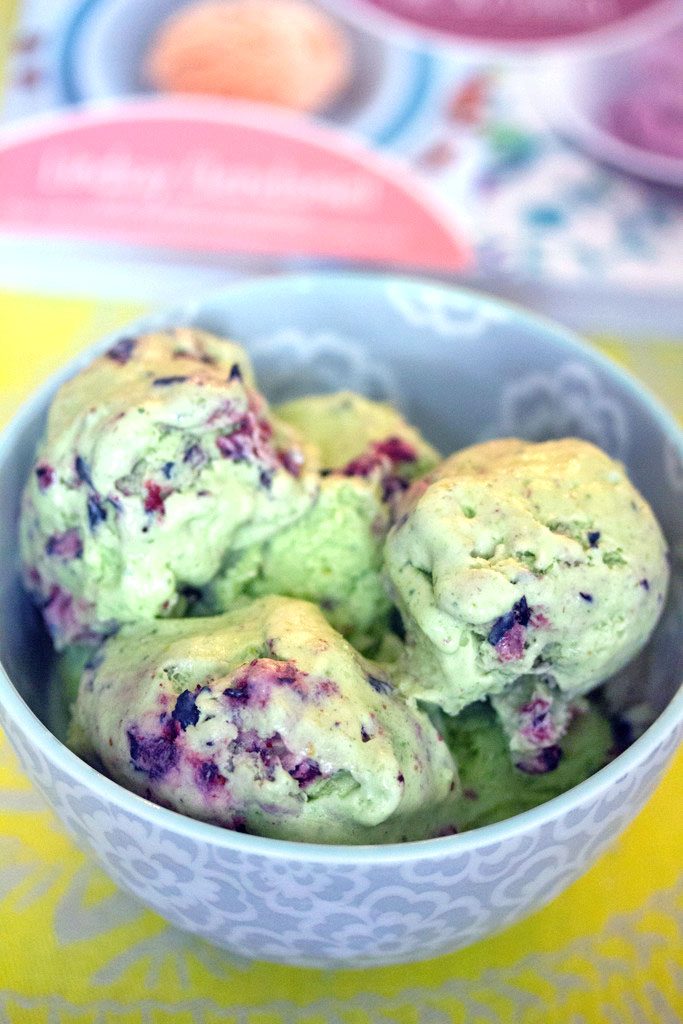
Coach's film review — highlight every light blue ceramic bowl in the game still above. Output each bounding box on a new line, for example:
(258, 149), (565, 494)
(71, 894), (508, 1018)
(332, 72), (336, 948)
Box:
(0, 273), (681, 968)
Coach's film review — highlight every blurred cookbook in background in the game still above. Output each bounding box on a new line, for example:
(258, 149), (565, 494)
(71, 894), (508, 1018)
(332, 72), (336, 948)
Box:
(0, 0), (681, 338)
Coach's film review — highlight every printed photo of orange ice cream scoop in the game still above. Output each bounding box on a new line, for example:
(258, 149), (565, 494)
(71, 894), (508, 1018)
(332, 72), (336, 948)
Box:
(145, 0), (352, 113)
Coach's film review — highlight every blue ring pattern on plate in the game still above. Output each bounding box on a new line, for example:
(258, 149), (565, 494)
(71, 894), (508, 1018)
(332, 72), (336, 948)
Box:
(57, 0), (435, 146)
(370, 50), (434, 147)
(58, 0), (102, 105)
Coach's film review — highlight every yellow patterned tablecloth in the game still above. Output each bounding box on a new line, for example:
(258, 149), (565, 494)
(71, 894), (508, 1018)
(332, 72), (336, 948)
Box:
(0, 290), (681, 1023)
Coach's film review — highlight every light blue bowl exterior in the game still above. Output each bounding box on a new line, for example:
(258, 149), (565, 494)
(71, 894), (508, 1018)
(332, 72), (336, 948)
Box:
(0, 272), (681, 967)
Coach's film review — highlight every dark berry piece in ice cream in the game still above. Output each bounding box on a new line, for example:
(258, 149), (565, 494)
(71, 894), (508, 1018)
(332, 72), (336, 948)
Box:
(152, 376), (189, 386)
(515, 745), (563, 774)
(368, 674), (394, 695)
(277, 448), (304, 477)
(488, 610), (516, 646)
(127, 726), (179, 779)
(87, 494), (107, 530)
(46, 529), (83, 560)
(495, 623), (526, 662)
(223, 683), (250, 700)
(289, 758), (322, 787)
(183, 444), (206, 467)
(35, 464), (54, 490)
(143, 481), (171, 516)
(75, 456), (94, 487)
(171, 689), (202, 730)
(375, 437), (417, 464)
(514, 596), (531, 627)
(382, 475), (409, 502)
(198, 761), (225, 788)
(106, 337), (137, 364)
(488, 597), (531, 646)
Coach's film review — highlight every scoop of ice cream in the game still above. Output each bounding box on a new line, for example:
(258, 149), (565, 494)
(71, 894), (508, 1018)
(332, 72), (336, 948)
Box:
(277, 391), (440, 493)
(70, 596), (458, 844)
(200, 392), (441, 652)
(201, 475), (391, 653)
(435, 697), (614, 832)
(385, 438), (669, 715)
(20, 329), (317, 648)
(145, 0), (351, 113)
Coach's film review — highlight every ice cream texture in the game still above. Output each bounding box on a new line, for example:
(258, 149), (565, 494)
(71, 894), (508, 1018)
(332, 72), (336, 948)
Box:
(436, 698), (615, 832)
(200, 391), (442, 652)
(20, 329), (317, 648)
(385, 438), (669, 715)
(25, 334), (669, 845)
(146, 0), (351, 113)
(490, 676), (577, 773)
(70, 596), (459, 844)
(276, 391), (441, 485)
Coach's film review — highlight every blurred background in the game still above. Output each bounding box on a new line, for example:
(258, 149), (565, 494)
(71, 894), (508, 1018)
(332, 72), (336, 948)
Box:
(0, 0), (681, 409)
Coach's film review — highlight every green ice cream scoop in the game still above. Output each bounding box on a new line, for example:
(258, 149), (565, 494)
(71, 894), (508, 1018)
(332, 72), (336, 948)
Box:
(201, 476), (392, 653)
(276, 391), (440, 480)
(436, 699), (614, 831)
(20, 329), (317, 649)
(202, 392), (441, 653)
(70, 596), (459, 844)
(385, 438), (669, 715)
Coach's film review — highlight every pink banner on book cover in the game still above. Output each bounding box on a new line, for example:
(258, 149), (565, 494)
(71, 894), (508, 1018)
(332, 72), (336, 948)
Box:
(343, 0), (678, 45)
(0, 99), (469, 271)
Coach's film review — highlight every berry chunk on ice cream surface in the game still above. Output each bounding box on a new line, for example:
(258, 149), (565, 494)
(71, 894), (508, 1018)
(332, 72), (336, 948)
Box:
(385, 438), (669, 716)
(20, 329), (318, 648)
(69, 596), (459, 844)
(490, 676), (578, 772)
(276, 391), (441, 489)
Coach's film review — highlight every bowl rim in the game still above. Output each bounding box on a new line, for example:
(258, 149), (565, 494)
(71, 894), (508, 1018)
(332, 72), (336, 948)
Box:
(1, 269), (681, 864)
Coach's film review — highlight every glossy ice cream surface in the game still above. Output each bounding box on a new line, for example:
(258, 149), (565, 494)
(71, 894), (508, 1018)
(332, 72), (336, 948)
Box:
(70, 596), (459, 844)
